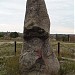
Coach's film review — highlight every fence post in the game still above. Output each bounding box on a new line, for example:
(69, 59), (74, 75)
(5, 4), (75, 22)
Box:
(68, 35), (70, 42)
(58, 42), (60, 57)
(14, 41), (16, 55)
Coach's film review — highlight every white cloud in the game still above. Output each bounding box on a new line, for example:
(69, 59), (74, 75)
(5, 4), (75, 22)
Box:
(51, 25), (74, 34)
(0, 24), (23, 33)
(0, 0), (74, 34)
(0, 10), (12, 15)
(46, 0), (74, 34)
(74, 0), (75, 34)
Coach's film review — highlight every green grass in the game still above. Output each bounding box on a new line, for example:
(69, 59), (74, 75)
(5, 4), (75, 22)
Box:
(5, 56), (20, 75)
(0, 43), (22, 57)
(1, 56), (75, 75)
(60, 61), (75, 75)
(0, 56), (20, 75)
(51, 40), (75, 58)
(0, 43), (14, 56)
(0, 42), (22, 75)
(0, 40), (75, 75)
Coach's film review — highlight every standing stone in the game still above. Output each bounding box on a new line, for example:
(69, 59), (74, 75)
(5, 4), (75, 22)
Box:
(20, 0), (60, 75)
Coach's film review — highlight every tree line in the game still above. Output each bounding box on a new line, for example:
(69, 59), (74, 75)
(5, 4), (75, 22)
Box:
(0, 32), (19, 38)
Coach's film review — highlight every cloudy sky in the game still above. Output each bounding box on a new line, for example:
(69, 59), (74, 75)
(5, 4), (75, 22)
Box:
(0, 0), (74, 34)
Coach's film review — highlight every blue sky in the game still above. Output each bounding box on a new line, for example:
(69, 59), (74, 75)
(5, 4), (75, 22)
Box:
(0, 0), (74, 34)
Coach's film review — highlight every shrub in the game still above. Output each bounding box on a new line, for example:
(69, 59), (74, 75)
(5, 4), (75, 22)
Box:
(0, 32), (4, 38)
(10, 32), (19, 38)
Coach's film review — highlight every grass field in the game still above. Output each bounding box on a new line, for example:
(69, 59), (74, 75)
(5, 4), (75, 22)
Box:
(0, 40), (75, 75)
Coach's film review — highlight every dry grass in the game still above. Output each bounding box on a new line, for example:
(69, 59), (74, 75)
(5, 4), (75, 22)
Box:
(0, 40), (75, 75)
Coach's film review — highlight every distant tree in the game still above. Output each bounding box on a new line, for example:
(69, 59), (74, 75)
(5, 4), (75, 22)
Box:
(56, 34), (69, 41)
(10, 32), (19, 38)
(62, 35), (69, 42)
(56, 34), (63, 41)
(0, 32), (4, 37)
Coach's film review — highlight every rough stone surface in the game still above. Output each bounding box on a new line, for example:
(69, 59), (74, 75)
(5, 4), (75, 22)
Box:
(20, 0), (60, 75)
(24, 0), (50, 33)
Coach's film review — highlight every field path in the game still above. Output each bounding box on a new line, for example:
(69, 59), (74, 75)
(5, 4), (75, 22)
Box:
(0, 41), (23, 45)
(61, 57), (75, 61)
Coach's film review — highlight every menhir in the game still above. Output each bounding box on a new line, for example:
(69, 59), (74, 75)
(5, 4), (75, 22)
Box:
(20, 0), (60, 75)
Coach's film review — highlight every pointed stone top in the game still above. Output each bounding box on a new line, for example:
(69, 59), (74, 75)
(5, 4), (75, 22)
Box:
(24, 0), (50, 33)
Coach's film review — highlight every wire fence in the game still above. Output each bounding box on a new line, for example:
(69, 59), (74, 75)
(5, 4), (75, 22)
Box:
(0, 41), (22, 57)
(51, 42), (75, 58)
(0, 41), (75, 75)
(0, 41), (75, 58)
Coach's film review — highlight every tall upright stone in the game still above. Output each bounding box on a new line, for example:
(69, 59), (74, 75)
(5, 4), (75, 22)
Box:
(20, 0), (60, 75)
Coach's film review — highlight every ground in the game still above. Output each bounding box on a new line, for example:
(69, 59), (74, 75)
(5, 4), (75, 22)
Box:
(0, 39), (75, 75)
